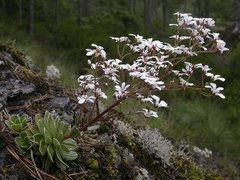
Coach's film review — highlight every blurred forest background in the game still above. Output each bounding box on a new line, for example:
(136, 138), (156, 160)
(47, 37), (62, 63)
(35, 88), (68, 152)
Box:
(0, 0), (240, 175)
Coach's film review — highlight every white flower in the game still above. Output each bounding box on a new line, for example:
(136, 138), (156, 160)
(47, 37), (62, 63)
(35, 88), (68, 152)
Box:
(111, 36), (130, 43)
(141, 108), (158, 118)
(103, 67), (118, 75)
(77, 95), (96, 104)
(216, 40), (229, 54)
(170, 35), (191, 41)
(204, 73), (225, 82)
(151, 95), (168, 108)
(201, 28), (210, 35)
(141, 75), (165, 90)
(114, 82), (130, 99)
(210, 32), (220, 40)
(182, 62), (193, 76)
(179, 77), (194, 87)
(141, 97), (153, 104)
(86, 44), (106, 59)
(205, 83), (225, 99)
(46, 65), (61, 79)
(172, 70), (180, 76)
(78, 75), (97, 90)
(198, 18), (215, 27)
(129, 34), (143, 42)
(211, 75), (225, 82)
(174, 12), (193, 27)
(96, 88), (107, 99)
(194, 64), (212, 74)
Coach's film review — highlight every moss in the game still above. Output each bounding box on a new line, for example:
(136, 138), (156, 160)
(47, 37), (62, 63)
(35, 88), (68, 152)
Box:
(172, 156), (224, 180)
(0, 43), (27, 67)
(102, 144), (119, 177)
(87, 158), (99, 169)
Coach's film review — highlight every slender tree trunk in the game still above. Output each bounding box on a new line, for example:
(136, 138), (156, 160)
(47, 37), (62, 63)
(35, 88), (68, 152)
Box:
(19, 0), (22, 25)
(133, 0), (136, 14)
(144, 0), (152, 30)
(232, 0), (240, 34)
(77, 0), (81, 24)
(162, 0), (167, 29)
(128, 0), (136, 13)
(194, 0), (201, 16)
(82, 0), (89, 17)
(128, 0), (133, 12)
(53, 0), (60, 23)
(28, 0), (34, 35)
(6, 0), (13, 16)
(203, 0), (209, 17)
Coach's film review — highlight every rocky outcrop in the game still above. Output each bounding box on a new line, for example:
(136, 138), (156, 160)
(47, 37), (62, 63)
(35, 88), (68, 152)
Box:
(0, 43), (226, 179)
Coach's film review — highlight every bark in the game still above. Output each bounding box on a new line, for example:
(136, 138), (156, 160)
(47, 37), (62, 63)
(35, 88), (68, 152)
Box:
(19, 0), (22, 25)
(82, 0), (89, 17)
(6, 0), (13, 16)
(232, 0), (240, 34)
(77, 0), (81, 24)
(128, 0), (136, 13)
(144, 0), (152, 30)
(52, 0), (60, 23)
(28, 0), (34, 35)
(194, 0), (201, 16)
(162, 0), (167, 29)
(133, 0), (136, 14)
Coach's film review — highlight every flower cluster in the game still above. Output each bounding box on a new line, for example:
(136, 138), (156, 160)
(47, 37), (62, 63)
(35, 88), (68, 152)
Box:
(77, 13), (228, 129)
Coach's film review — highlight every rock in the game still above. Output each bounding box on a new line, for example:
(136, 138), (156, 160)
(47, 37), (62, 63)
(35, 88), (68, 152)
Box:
(0, 43), (228, 180)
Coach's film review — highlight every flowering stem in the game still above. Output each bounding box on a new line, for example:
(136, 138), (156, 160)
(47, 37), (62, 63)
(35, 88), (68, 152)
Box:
(80, 97), (126, 131)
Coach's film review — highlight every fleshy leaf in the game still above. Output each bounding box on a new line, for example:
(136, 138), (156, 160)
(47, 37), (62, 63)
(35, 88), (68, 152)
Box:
(56, 150), (68, 168)
(62, 138), (77, 151)
(39, 140), (47, 156)
(53, 138), (61, 149)
(60, 149), (78, 161)
(47, 145), (54, 163)
(43, 128), (52, 144)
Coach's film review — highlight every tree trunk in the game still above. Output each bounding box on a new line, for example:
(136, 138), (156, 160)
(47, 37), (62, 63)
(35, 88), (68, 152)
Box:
(82, 0), (89, 17)
(128, 0), (136, 13)
(233, 0), (240, 34)
(233, 0), (240, 33)
(162, 0), (167, 29)
(19, 0), (22, 25)
(133, 0), (136, 14)
(128, 0), (133, 12)
(52, 0), (60, 23)
(194, 0), (201, 16)
(203, 0), (209, 17)
(144, 0), (152, 30)
(6, 0), (13, 16)
(28, 0), (34, 35)
(77, 0), (81, 24)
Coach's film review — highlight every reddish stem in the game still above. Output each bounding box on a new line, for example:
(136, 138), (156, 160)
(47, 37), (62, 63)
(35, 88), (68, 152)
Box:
(80, 97), (126, 131)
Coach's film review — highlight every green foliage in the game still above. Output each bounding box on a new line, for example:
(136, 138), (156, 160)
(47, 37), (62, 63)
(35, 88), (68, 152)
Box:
(6, 112), (80, 171)
(30, 111), (79, 170)
(15, 131), (31, 150)
(6, 114), (28, 134)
